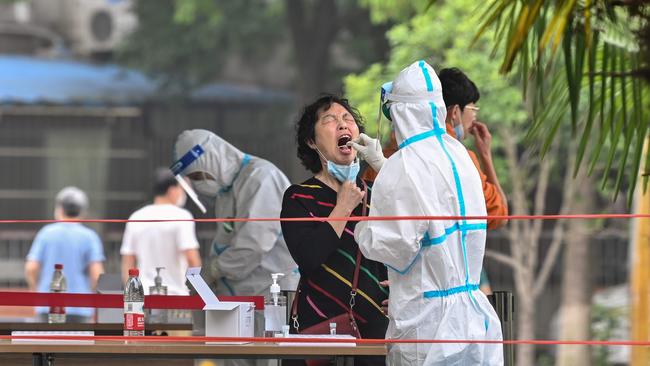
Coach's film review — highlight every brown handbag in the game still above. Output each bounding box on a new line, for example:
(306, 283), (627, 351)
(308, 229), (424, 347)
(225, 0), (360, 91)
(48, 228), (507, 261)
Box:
(289, 182), (368, 366)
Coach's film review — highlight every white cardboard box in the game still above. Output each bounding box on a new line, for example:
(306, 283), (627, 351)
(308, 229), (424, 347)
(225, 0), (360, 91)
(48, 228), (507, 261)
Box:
(185, 267), (254, 343)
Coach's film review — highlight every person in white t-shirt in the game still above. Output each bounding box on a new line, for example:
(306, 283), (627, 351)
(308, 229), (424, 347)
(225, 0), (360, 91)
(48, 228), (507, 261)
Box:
(120, 168), (202, 295)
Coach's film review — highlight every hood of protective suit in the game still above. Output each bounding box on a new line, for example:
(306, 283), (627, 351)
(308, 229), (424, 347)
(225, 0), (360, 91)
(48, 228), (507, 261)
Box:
(386, 61), (447, 147)
(173, 129), (246, 192)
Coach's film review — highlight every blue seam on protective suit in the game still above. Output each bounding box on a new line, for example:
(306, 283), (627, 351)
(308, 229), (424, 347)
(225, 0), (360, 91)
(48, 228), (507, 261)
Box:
(385, 251), (422, 275)
(418, 64), (489, 330)
(418, 60), (434, 92)
(436, 133), (466, 218)
(465, 230), (489, 330)
(421, 223), (487, 247)
(398, 129), (442, 149)
(434, 107), (490, 329)
(169, 144), (205, 175)
(423, 283), (479, 298)
(219, 154), (251, 194)
(221, 277), (236, 296)
(387, 223), (486, 274)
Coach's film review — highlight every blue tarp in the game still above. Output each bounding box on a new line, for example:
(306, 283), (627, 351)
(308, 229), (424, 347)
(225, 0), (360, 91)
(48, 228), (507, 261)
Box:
(0, 55), (292, 106)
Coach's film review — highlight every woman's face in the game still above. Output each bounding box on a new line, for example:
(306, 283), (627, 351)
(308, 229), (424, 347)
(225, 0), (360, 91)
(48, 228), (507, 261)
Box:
(311, 103), (360, 166)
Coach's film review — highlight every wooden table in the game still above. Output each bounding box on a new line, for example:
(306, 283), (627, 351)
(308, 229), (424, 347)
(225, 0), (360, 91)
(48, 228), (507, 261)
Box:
(0, 339), (387, 366)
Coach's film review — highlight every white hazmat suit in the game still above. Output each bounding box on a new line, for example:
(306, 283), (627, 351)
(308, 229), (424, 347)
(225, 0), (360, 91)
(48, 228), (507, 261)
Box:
(354, 61), (503, 365)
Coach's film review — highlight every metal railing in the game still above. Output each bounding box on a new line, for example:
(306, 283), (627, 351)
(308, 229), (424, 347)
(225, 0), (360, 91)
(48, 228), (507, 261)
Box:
(490, 291), (515, 366)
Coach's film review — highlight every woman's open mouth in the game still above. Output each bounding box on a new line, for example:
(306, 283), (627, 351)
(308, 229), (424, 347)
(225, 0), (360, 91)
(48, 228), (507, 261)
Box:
(337, 135), (352, 153)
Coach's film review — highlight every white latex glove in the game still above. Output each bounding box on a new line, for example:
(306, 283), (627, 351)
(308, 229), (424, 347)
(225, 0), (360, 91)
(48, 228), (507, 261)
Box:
(347, 133), (387, 172)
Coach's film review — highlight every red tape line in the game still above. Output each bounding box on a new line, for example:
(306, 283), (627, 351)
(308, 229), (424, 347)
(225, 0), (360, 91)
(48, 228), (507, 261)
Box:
(0, 292), (264, 310)
(2, 335), (650, 346)
(0, 213), (649, 224)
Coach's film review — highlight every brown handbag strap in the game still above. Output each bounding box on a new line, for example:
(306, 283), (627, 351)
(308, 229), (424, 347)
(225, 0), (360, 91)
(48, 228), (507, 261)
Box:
(350, 180), (368, 294)
(291, 180), (368, 320)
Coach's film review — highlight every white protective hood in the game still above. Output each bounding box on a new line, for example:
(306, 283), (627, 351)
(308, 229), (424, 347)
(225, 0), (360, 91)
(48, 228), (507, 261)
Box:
(174, 129), (247, 192)
(355, 61), (503, 365)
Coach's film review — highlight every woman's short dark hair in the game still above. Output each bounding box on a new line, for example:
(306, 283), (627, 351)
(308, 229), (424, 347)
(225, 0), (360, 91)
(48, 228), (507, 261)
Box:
(438, 67), (480, 111)
(295, 94), (365, 174)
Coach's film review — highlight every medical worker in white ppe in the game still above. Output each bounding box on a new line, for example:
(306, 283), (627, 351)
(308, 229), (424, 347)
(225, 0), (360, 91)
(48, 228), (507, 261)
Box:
(172, 130), (299, 366)
(351, 61), (503, 365)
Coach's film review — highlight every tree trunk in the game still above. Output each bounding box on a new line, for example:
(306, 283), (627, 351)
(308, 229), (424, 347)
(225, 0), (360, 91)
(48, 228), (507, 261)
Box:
(517, 295), (537, 366)
(556, 174), (593, 366)
(285, 0), (340, 102)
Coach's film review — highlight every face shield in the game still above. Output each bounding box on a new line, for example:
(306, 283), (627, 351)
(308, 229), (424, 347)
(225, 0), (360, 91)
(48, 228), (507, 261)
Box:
(380, 82), (393, 122)
(169, 144), (207, 214)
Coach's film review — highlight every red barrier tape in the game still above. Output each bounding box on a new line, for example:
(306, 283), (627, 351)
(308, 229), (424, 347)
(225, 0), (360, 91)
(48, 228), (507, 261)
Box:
(0, 213), (649, 224)
(0, 292), (264, 310)
(1, 335), (649, 346)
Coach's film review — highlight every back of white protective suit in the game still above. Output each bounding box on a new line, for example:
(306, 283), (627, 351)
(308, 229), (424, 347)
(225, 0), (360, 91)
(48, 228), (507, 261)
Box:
(355, 61), (503, 366)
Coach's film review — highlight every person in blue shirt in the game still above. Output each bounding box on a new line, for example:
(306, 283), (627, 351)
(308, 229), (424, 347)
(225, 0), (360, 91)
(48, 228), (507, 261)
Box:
(25, 186), (105, 323)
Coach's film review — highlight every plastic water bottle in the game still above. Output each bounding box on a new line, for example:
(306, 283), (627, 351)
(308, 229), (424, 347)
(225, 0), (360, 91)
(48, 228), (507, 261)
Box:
(48, 263), (67, 323)
(264, 273), (287, 337)
(124, 268), (145, 336)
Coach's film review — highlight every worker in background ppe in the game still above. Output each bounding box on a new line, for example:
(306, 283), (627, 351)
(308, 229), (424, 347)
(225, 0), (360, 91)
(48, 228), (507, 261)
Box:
(351, 61), (503, 365)
(172, 129), (299, 366)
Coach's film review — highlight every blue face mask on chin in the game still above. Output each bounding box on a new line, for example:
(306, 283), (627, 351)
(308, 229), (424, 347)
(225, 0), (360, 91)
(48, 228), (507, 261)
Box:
(327, 159), (360, 183)
(313, 145), (360, 183)
(453, 123), (465, 140)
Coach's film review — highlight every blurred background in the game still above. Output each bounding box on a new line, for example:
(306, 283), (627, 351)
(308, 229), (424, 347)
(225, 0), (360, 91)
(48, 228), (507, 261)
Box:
(0, 0), (649, 365)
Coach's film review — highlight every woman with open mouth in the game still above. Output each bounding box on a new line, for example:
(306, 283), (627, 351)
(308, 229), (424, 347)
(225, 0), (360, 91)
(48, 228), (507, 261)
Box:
(280, 94), (389, 366)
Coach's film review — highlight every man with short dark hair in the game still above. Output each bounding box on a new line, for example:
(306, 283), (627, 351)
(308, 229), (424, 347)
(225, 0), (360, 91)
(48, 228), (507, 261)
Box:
(120, 168), (201, 294)
(25, 186), (105, 323)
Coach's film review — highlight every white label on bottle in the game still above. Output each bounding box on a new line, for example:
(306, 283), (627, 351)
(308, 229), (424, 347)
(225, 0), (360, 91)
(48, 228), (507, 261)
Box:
(264, 305), (286, 332)
(124, 301), (144, 314)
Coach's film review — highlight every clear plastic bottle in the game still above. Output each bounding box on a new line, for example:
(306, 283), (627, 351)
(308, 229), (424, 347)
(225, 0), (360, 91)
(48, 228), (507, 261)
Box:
(48, 263), (67, 324)
(124, 268), (145, 337)
(264, 273), (287, 338)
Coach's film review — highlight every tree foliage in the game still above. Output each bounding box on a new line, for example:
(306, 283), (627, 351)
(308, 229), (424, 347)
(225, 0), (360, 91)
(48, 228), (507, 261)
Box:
(118, 0), (283, 91)
(119, 0), (390, 101)
(345, 0), (527, 188)
(474, 0), (650, 203)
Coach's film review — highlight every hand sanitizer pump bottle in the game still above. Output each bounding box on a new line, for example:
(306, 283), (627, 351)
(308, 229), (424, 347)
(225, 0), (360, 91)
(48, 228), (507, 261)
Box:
(148, 267), (168, 323)
(264, 273), (287, 338)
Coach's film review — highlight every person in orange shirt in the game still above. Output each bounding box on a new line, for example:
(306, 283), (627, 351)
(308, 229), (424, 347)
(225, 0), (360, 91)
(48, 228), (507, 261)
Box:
(359, 67), (508, 295)
(439, 67), (508, 230)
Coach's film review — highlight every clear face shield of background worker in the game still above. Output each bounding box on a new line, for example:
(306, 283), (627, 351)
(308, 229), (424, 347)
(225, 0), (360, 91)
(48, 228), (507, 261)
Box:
(169, 144), (207, 214)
